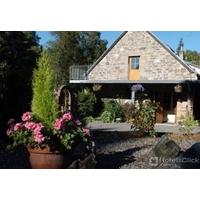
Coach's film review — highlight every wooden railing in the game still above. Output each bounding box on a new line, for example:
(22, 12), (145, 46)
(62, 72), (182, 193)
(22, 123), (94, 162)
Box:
(70, 65), (90, 80)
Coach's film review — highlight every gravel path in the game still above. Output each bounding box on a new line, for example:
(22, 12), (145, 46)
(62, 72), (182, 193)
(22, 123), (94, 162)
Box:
(95, 136), (159, 169)
(93, 131), (200, 169)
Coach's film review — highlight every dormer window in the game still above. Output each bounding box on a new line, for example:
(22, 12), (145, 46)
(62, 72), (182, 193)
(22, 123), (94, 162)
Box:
(130, 56), (140, 69)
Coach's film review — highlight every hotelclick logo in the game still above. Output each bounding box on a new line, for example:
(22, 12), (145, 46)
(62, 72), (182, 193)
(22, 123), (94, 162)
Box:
(149, 156), (199, 167)
(149, 157), (159, 167)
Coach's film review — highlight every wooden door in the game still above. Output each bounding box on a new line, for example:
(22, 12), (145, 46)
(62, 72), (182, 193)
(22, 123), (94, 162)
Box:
(129, 69), (140, 80)
(128, 56), (140, 80)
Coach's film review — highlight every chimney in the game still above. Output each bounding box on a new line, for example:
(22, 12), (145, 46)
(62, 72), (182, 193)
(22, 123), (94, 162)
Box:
(177, 40), (184, 60)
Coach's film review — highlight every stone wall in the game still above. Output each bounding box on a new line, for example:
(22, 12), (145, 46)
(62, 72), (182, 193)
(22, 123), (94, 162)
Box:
(176, 99), (193, 123)
(88, 32), (197, 81)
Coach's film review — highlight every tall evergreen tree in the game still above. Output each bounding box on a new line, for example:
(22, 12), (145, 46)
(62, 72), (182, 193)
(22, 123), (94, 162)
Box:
(48, 31), (107, 87)
(32, 51), (59, 127)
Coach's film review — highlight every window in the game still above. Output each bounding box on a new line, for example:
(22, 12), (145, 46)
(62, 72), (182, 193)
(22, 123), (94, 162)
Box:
(130, 56), (140, 69)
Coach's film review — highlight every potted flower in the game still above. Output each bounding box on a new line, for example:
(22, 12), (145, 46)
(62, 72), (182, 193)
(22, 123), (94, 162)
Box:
(6, 51), (94, 169)
(6, 111), (93, 169)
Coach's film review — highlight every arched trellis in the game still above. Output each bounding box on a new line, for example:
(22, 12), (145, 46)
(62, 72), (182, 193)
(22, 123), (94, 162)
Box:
(56, 85), (72, 114)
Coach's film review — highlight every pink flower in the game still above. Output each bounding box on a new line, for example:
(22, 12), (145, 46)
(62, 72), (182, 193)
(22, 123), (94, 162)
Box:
(14, 123), (23, 131)
(22, 112), (31, 122)
(62, 112), (72, 121)
(75, 120), (82, 126)
(83, 128), (91, 137)
(25, 122), (44, 135)
(34, 136), (45, 143)
(33, 131), (45, 143)
(6, 128), (13, 136)
(34, 123), (44, 132)
(25, 122), (37, 130)
(25, 122), (45, 143)
(54, 118), (64, 130)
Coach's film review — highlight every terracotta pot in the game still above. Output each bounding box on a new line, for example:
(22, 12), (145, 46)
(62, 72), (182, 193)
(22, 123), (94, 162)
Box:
(28, 147), (71, 169)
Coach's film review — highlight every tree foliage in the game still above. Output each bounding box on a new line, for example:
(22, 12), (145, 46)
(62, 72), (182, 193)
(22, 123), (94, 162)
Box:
(48, 31), (107, 87)
(184, 50), (200, 65)
(176, 37), (200, 65)
(77, 88), (97, 120)
(32, 51), (59, 128)
(0, 32), (40, 135)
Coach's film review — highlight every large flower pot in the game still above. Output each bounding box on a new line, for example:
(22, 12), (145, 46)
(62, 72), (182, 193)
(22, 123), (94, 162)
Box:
(28, 147), (71, 169)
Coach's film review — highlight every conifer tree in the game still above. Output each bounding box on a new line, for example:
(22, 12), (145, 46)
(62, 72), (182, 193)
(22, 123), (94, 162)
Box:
(32, 51), (59, 127)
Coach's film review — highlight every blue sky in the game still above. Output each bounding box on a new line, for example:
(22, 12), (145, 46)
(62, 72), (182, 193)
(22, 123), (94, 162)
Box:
(37, 31), (200, 52)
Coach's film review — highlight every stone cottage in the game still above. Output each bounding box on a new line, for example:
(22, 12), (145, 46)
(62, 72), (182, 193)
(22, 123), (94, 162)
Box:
(70, 31), (200, 124)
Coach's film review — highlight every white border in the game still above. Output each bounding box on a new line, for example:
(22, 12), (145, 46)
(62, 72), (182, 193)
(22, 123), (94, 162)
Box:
(0, 170), (200, 200)
(0, 0), (200, 30)
(1, 0), (200, 199)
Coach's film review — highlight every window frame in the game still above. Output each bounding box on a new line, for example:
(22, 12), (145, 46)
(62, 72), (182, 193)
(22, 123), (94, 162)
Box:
(129, 56), (140, 70)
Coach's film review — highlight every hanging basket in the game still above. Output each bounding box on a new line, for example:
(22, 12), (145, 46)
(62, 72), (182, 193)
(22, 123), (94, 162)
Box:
(92, 84), (102, 92)
(174, 84), (182, 93)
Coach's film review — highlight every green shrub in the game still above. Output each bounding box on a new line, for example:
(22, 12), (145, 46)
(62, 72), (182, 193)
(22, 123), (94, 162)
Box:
(99, 99), (124, 123)
(122, 103), (136, 122)
(84, 116), (95, 124)
(77, 88), (97, 119)
(131, 100), (157, 136)
(31, 51), (59, 128)
(100, 111), (113, 123)
(179, 114), (198, 134)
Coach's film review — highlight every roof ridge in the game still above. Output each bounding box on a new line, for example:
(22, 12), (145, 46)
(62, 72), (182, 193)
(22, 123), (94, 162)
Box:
(147, 31), (195, 74)
(87, 31), (127, 74)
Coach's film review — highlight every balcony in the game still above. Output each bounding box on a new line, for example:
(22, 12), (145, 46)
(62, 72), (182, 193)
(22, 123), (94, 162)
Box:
(69, 65), (90, 80)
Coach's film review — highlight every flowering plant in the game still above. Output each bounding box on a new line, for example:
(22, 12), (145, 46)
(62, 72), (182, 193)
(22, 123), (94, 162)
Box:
(7, 111), (92, 152)
(131, 84), (145, 92)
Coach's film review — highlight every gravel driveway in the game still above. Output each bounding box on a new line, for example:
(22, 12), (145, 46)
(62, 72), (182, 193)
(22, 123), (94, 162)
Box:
(93, 130), (200, 169)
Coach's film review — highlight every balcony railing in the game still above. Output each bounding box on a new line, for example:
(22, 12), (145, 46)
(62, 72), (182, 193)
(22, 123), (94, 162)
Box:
(70, 65), (90, 80)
